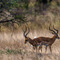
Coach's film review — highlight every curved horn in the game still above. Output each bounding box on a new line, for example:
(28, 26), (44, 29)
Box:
(49, 24), (56, 34)
(53, 25), (58, 33)
(25, 27), (30, 36)
(23, 26), (27, 37)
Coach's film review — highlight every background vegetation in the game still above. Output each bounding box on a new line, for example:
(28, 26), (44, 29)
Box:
(0, 0), (60, 32)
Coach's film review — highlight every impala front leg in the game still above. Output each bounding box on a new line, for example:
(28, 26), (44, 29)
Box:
(39, 46), (42, 52)
(45, 44), (48, 53)
(49, 45), (52, 54)
(38, 43), (42, 52)
(35, 46), (38, 53)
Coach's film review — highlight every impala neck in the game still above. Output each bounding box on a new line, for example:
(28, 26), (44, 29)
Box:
(52, 34), (57, 42)
(28, 38), (34, 45)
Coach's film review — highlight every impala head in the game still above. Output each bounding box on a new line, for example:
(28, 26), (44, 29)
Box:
(49, 24), (60, 39)
(23, 26), (30, 44)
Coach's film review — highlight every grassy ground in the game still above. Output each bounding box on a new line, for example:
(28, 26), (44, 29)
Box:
(0, 31), (60, 60)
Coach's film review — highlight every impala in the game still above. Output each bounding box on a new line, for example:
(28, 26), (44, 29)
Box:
(38, 24), (60, 53)
(23, 26), (42, 53)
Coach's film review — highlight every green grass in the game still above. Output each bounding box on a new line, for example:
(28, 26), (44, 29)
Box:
(0, 49), (26, 54)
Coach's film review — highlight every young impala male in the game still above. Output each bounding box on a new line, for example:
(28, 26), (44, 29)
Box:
(38, 25), (60, 53)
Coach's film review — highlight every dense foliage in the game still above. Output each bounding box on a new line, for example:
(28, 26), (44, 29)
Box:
(0, 0), (60, 31)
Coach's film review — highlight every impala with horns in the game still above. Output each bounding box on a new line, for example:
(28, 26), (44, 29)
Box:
(38, 24), (60, 53)
(23, 25), (60, 53)
(23, 26), (42, 53)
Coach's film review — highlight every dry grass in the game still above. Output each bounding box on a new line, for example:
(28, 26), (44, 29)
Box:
(0, 31), (60, 60)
